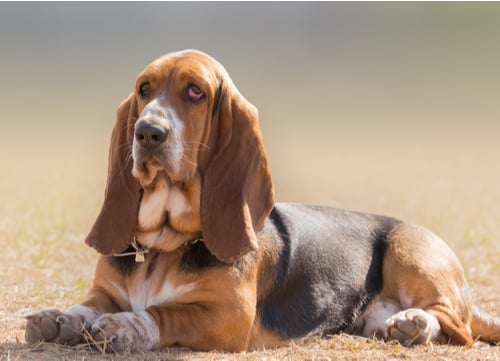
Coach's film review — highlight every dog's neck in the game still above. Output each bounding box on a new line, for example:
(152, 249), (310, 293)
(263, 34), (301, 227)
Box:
(135, 172), (202, 253)
(136, 224), (201, 254)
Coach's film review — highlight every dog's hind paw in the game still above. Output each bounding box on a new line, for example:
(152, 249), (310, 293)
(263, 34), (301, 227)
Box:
(386, 308), (441, 346)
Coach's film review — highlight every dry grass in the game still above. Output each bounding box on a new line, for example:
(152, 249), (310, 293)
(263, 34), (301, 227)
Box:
(1, 130), (500, 360)
(3, 334), (500, 361)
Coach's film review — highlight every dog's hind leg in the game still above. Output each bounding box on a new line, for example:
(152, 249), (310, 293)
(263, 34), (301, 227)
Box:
(362, 222), (474, 346)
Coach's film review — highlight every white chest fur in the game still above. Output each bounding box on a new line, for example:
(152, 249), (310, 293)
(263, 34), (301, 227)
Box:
(128, 275), (197, 312)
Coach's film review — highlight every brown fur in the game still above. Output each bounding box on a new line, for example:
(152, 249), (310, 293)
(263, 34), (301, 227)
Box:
(370, 223), (474, 345)
(81, 250), (259, 351)
(85, 96), (142, 255)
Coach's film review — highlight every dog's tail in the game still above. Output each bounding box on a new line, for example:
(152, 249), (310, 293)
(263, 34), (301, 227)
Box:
(471, 305), (500, 343)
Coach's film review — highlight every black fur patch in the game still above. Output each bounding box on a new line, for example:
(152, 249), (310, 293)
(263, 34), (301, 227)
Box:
(212, 83), (223, 119)
(180, 240), (223, 272)
(145, 252), (160, 279)
(106, 244), (138, 276)
(257, 203), (397, 340)
(364, 230), (388, 299)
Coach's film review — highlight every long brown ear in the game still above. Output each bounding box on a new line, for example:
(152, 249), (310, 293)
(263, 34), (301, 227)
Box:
(85, 95), (142, 255)
(201, 86), (274, 263)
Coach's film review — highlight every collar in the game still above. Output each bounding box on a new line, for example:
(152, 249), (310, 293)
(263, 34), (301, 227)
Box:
(112, 236), (204, 263)
(113, 237), (150, 262)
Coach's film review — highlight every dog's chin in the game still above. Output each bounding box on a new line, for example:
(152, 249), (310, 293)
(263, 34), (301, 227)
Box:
(132, 160), (165, 190)
(133, 153), (192, 189)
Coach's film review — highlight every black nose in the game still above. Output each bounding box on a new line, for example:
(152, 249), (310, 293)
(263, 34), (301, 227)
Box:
(134, 122), (168, 149)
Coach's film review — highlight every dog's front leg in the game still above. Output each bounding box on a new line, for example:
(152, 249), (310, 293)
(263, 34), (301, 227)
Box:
(25, 293), (117, 346)
(86, 301), (254, 352)
(25, 258), (127, 346)
(88, 310), (159, 352)
(25, 305), (99, 346)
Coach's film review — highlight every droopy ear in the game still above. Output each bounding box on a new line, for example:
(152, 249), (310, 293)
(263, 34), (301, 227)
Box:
(201, 86), (275, 263)
(85, 94), (142, 255)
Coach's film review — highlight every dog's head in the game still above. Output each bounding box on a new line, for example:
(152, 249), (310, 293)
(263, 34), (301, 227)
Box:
(86, 50), (274, 263)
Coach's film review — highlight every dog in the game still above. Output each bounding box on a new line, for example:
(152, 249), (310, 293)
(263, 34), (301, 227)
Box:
(25, 49), (500, 352)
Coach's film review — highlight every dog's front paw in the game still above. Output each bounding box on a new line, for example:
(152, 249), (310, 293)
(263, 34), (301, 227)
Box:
(25, 309), (85, 346)
(386, 308), (441, 346)
(89, 312), (159, 353)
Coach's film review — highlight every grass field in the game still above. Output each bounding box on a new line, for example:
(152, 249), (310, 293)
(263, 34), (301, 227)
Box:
(1, 126), (500, 361)
(1, 2), (500, 360)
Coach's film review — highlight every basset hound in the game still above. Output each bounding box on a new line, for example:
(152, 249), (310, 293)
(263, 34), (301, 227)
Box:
(25, 50), (500, 352)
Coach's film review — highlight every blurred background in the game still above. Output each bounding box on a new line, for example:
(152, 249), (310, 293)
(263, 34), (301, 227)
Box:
(1, 3), (500, 336)
(0, 3), (499, 269)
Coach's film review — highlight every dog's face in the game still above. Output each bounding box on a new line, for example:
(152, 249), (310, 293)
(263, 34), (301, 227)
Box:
(86, 49), (274, 263)
(131, 51), (223, 188)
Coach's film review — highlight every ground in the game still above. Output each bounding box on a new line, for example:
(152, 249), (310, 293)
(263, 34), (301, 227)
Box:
(1, 131), (500, 360)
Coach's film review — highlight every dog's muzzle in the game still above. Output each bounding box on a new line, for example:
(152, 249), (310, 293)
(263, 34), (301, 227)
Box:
(134, 122), (169, 151)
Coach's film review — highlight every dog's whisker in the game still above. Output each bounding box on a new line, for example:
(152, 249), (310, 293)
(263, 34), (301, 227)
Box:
(183, 141), (210, 150)
(181, 155), (197, 167)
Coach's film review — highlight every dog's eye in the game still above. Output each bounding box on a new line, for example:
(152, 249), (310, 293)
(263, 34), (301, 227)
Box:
(187, 84), (205, 103)
(138, 82), (152, 100)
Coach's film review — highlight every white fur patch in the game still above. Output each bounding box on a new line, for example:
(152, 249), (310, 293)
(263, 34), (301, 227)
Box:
(167, 186), (192, 219)
(107, 279), (129, 307)
(138, 177), (170, 231)
(132, 311), (160, 349)
(136, 178), (194, 249)
(65, 304), (99, 323)
(140, 99), (169, 127)
(132, 98), (185, 176)
(129, 279), (197, 312)
(166, 108), (184, 174)
(91, 311), (160, 351)
(362, 301), (401, 339)
(386, 308), (442, 345)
